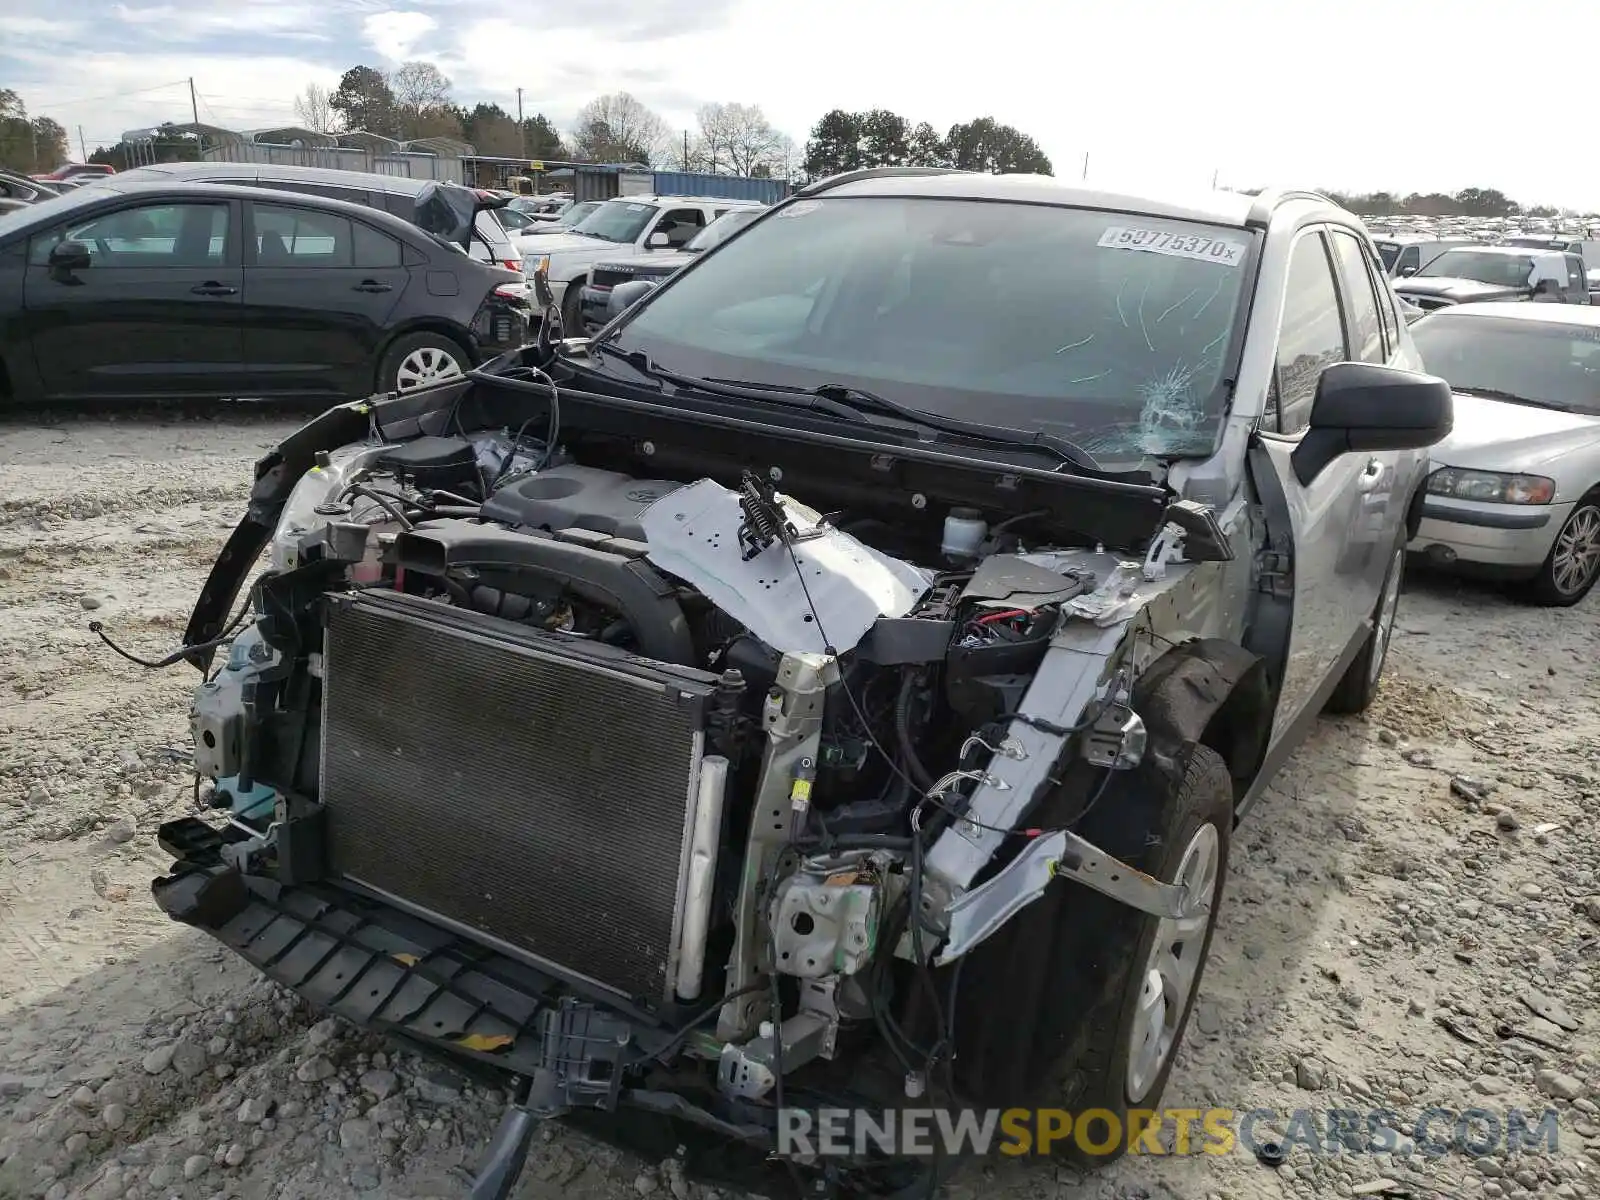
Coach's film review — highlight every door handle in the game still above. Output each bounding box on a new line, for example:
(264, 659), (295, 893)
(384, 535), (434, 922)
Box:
(352, 280), (393, 293)
(191, 283), (237, 296)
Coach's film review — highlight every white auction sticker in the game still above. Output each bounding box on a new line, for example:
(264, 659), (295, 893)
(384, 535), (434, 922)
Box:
(1098, 226), (1245, 266)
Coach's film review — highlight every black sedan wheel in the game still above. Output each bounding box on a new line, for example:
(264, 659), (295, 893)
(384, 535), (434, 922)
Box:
(379, 333), (468, 395)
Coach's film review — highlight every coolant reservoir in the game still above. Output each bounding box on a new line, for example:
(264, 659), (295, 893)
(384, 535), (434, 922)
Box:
(941, 507), (987, 560)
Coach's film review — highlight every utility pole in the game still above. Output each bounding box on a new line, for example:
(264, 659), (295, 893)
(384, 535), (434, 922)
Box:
(1081, 152), (1088, 181)
(516, 87), (525, 158)
(683, 129), (690, 171)
(1211, 168), (1219, 189)
(77, 125), (87, 160)
(188, 77), (199, 125)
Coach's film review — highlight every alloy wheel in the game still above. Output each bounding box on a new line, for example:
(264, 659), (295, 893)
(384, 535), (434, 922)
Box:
(1125, 822), (1222, 1104)
(395, 345), (463, 390)
(1550, 504), (1600, 597)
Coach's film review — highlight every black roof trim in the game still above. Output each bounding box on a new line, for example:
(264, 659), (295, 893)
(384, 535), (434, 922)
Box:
(1245, 188), (1337, 229)
(793, 167), (965, 197)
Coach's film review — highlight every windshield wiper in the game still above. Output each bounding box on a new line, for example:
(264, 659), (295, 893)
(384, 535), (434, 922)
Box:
(802, 381), (1105, 473)
(1453, 386), (1565, 409)
(588, 350), (861, 420)
(654, 369), (869, 421)
(591, 356), (1106, 473)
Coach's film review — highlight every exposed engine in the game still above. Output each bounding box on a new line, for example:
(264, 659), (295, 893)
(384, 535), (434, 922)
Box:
(180, 408), (1136, 1136)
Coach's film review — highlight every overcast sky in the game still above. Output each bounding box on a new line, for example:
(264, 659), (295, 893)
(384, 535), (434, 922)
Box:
(2, 0), (1594, 211)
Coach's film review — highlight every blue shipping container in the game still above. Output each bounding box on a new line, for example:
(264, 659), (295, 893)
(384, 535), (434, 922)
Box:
(649, 170), (789, 205)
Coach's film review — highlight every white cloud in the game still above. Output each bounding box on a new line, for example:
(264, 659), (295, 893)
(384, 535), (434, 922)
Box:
(110, 3), (333, 41)
(362, 11), (438, 62)
(0, 15), (86, 37)
(5, 48), (341, 147)
(1, 0), (1595, 209)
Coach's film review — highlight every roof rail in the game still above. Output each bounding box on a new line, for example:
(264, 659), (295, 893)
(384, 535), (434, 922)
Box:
(1245, 188), (1335, 228)
(793, 166), (966, 197)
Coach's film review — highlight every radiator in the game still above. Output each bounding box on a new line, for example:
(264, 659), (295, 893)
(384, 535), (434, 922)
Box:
(319, 590), (719, 1004)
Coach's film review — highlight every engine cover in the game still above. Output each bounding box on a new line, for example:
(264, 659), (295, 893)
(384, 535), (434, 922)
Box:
(481, 464), (685, 543)
(318, 589), (721, 1003)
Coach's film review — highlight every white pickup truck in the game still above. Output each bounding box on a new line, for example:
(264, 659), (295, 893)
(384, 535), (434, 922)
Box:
(521, 194), (765, 332)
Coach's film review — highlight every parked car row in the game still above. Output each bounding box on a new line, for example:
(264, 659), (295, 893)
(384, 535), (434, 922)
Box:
(1393, 245), (1591, 310)
(520, 192), (768, 334)
(2, 159), (1594, 604)
(577, 207), (761, 332)
(1, 168), (63, 206)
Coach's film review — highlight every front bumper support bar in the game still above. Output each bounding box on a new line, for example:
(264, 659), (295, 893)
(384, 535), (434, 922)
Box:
(935, 827), (1201, 964)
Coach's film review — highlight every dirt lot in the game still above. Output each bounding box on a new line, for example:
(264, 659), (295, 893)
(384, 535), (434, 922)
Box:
(2, 409), (1597, 1200)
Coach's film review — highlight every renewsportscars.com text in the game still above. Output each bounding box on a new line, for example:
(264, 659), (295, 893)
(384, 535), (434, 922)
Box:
(777, 1106), (1562, 1159)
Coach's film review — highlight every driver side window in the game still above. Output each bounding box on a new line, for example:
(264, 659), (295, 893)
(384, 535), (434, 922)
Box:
(29, 203), (229, 268)
(1273, 232), (1350, 436)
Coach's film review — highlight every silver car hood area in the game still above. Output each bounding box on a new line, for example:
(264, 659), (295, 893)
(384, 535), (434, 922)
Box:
(1430, 392), (1600, 476)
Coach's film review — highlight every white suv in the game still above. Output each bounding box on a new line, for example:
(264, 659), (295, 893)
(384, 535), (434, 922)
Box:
(522, 194), (765, 331)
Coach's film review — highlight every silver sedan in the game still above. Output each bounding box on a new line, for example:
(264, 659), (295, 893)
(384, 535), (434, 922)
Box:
(1406, 303), (1600, 606)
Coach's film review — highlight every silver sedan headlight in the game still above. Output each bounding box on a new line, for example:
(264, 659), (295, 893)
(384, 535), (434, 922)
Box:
(1426, 468), (1556, 505)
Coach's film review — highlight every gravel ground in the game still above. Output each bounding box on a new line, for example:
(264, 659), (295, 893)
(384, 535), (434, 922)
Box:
(1, 409), (1597, 1200)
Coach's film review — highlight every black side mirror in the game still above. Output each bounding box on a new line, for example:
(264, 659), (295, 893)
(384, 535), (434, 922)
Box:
(49, 239), (92, 272)
(1398, 265), (1417, 277)
(1290, 361), (1454, 486)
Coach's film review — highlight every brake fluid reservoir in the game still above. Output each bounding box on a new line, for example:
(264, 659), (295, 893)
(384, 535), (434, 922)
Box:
(941, 507), (987, 560)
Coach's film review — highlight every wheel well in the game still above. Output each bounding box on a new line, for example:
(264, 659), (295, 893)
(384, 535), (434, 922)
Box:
(1404, 477), (1427, 541)
(1133, 638), (1275, 806)
(1198, 668), (1275, 803)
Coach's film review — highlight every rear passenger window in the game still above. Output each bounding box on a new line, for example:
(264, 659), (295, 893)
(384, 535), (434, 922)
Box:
(658, 208), (706, 246)
(352, 222), (402, 268)
(1329, 230), (1384, 364)
(253, 204), (351, 267)
(1273, 232), (1348, 435)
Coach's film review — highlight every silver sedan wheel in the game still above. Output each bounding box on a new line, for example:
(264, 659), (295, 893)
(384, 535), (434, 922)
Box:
(1125, 822), (1222, 1104)
(1550, 503), (1600, 597)
(1368, 546), (1404, 687)
(394, 345), (464, 390)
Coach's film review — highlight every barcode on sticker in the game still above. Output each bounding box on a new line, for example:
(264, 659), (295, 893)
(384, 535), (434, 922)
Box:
(1098, 227), (1245, 267)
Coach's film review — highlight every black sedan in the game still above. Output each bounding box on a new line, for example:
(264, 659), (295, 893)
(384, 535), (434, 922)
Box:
(0, 180), (531, 404)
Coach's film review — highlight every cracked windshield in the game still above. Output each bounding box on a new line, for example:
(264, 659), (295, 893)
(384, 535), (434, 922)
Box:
(607, 197), (1254, 463)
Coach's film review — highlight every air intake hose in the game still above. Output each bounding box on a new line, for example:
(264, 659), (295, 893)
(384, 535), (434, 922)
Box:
(393, 519), (695, 666)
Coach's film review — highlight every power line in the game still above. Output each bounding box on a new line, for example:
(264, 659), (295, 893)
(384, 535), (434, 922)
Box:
(28, 79), (190, 110)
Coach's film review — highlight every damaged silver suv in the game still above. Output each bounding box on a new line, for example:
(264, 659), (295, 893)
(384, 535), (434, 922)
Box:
(150, 169), (1452, 1198)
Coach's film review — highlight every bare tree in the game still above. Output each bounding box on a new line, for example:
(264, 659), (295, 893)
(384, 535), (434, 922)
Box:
(570, 93), (669, 165)
(694, 102), (789, 177)
(293, 83), (340, 133)
(387, 61), (455, 141)
(388, 61), (452, 114)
